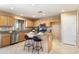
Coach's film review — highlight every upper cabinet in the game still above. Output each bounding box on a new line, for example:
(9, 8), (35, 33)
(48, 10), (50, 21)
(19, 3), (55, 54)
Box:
(7, 16), (15, 26)
(34, 19), (55, 27)
(34, 17), (60, 27)
(0, 15), (15, 26)
(34, 19), (50, 27)
(24, 20), (34, 27)
(0, 16), (7, 26)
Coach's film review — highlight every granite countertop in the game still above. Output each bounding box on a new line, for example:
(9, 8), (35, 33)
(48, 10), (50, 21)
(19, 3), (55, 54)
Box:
(0, 31), (10, 33)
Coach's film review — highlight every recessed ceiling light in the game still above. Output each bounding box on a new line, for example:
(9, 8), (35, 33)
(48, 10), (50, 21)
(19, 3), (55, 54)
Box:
(31, 4), (36, 6)
(32, 15), (36, 17)
(20, 14), (24, 16)
(42, 14), (46, 16)
(62, 10), (65, 12)
(10, 7), (14, 10)
(38, 11), (43, 13)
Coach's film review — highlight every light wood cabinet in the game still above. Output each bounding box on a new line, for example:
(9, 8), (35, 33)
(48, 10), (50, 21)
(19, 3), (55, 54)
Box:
(34, 19), (60, 27)
(1, 33), (10, 47)
(19, 32), (25, 42)
(34, 20), (40, 27)
(0, 15), (14, 26)
(0, 16), (8, 26)
(25, 20), (34, 27)
(7, 16), (15, 26)
(34, 19), (50, 27)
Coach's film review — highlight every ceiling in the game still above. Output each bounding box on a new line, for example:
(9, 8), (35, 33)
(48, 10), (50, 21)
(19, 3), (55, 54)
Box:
(0, 4), (79, 19)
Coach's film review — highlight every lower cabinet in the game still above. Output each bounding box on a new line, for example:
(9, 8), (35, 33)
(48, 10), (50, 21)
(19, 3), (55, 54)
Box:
(1, 33), (10, 47)
(18, 32), (25, 42)
(0, 32), (25, 48)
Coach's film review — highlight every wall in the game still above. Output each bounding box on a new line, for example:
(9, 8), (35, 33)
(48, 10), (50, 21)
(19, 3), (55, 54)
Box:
(61, 11), (77, 45)
(76, 10), (79, 47)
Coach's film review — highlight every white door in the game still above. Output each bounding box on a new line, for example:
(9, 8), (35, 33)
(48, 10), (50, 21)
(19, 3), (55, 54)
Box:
(61, 14), (76, 45)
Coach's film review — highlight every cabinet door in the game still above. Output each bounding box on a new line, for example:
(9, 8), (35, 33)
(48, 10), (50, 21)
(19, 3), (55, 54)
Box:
(34, 20), (40, 27)
(7, 16), (14, 26)
(19, 32), (25, 42)
(61, 13), (76, 45)
(25, 20), (33, 27)
(0, 16), (7, 26)
(2, 34), (10, 47)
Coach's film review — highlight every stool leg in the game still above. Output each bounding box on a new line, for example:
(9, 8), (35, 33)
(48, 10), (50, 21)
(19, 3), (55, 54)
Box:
(36, 42), (38, 51)
(40, 42), (43, 51)
(32, 41), (43, 54)
(24, 40), (27, 50)
(38, 43), (40, 54)
(27, 40), (32, 52)
(37, 49), (39, 54)
(36, 42), (40, 54)
(32, 41), (35, 53)
(28, 46), (30, 52)
(24, 40), (33, 52)
(31, 40), (34, 46)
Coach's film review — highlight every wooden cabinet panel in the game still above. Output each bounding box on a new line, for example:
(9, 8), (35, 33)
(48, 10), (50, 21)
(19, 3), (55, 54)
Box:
(34, 19), (60, 27)
(34, 19), (50, 27)
(0, 16), (8, 26)
(0, 16), (14, 26)
(34, 20), (40, 27)
(7, 16), (15, 26)
(25, 20), (33, 27)
(19, 32), (25, 42)
(1, 33), (10, 47)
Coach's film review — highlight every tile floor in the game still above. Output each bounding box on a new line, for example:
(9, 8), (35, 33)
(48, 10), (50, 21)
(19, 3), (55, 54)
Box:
(51, 39), (79, 54)
(0, 38), (79, 54)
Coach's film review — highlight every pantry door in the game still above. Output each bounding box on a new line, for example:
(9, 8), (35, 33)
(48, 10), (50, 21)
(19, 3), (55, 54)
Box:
(61, 14), (76, 45)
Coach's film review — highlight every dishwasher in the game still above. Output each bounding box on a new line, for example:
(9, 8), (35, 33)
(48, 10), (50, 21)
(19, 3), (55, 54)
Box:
(10, 31), (19, 44)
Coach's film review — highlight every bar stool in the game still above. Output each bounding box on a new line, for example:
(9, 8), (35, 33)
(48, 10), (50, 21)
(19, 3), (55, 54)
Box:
(24, 35), (34, 51)
(32, 36), (43, 54)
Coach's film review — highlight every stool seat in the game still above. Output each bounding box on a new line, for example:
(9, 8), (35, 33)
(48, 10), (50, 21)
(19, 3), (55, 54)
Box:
(34, 39), (42, 42)
(33, 36), (42, 41)
(25, 35), (33, 40)
(27, 38), (33, 40)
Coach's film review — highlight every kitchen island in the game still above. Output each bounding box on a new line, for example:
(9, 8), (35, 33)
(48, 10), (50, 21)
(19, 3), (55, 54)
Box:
(41, 32), (53, 53)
